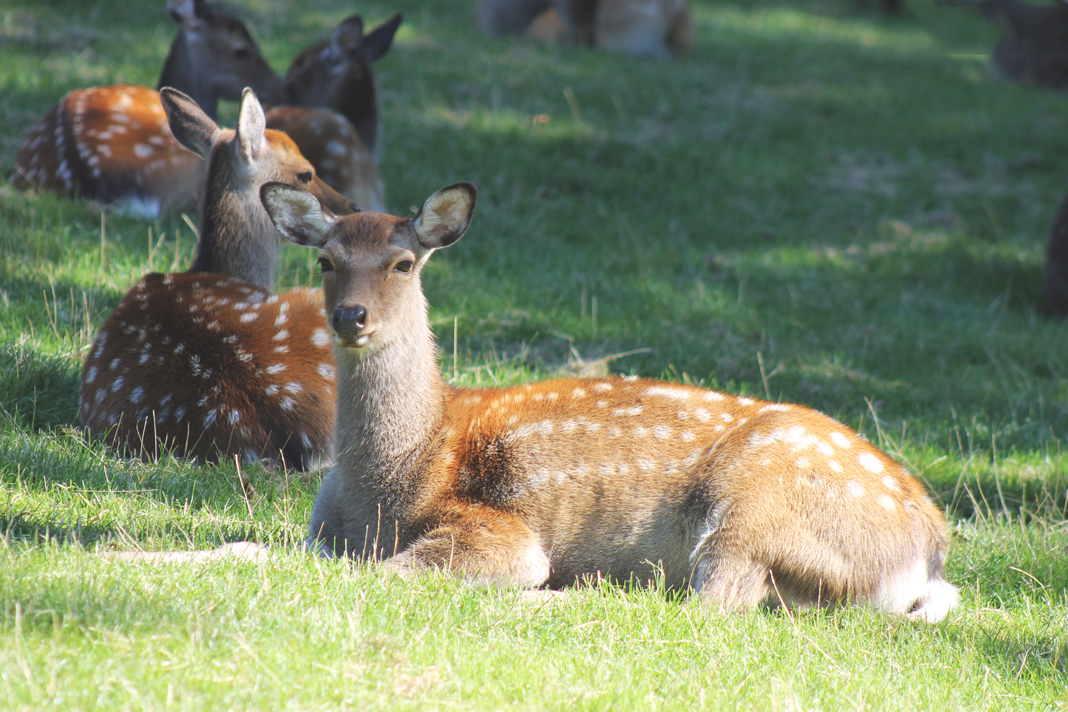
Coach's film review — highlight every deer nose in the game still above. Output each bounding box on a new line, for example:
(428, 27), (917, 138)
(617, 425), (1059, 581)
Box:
(332, 305), (368, 341)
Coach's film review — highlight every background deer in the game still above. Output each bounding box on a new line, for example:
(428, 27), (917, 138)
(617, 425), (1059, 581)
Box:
(477, 0), (693, 57)
(259, 181), (960, 622)
(945, 0), (1068, 88)
(263, 13), (403, 213)
(11, 0), (283, 217)
(79, 88), (354, 470)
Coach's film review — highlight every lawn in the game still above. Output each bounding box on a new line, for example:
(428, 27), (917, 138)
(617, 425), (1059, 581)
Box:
(1, 0), (1066, 708)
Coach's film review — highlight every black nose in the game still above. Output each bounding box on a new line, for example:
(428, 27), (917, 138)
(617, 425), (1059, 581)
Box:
(333, 305), (368, 341)
(348, 201), (361, 213)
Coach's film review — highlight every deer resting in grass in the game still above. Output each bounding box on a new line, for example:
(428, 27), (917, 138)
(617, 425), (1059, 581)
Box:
(11, 0), (283, 217)
(79, 88), (354, 469)
(257, 180), (960, 621)
(264, 13), (402, 213)
(477, 0), (693, 57)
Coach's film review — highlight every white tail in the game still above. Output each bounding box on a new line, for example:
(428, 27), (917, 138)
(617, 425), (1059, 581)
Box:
(259, 182), (960, 622)
(11, 0), (283, 217)
(78, 88), (355, 470)
(478, 0), (693, 57)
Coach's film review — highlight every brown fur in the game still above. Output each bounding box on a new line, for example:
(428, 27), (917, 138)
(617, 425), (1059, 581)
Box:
(260, 182), (960, 621)
(78, 89), (351, 469)
(10, 0), (282, 216)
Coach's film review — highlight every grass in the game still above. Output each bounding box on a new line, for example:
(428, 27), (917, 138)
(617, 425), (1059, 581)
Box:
(1, 0), (1067, 708)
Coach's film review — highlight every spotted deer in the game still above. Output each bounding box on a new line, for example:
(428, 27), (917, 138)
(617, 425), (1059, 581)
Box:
(477, 0), (693, 57)
(79, 88), (355, 470)
(263, 13), (403, 213)
(11, 0), (283, 217)
(256, 181), (960, 622)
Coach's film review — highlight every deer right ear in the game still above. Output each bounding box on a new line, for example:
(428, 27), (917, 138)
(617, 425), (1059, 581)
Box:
(363, 13), (403, 63)
(412, 183), (478, 250)
(260, 182), (336, 248)
(160, 87), (220, 160)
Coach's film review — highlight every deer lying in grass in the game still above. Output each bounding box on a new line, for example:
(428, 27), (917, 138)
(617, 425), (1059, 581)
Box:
(11, 0), (283, 217)
(79, 88), (354, 470)
(477, 0), (693, 57)
(264, 13), (403, 213)
(247, 181), (960, 622)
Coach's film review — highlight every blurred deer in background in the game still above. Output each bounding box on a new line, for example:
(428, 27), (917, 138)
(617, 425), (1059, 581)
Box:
(945, 0), (1068, 88)
(477, 0), (693, 57)
(256, 180), (960, 622)
(79, 88), (355, 470)
(264, 13), (403, 213)
(11, 0), (283, 216)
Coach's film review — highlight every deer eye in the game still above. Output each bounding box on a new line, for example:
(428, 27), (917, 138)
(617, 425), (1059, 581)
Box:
(297, 171), (313, 184)
(234, 46), (250, 60)
(394, 260), (414, 274)
(318, 257), (333, 274)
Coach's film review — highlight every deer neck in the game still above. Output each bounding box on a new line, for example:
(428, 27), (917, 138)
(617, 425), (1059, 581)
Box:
(332, 292), (450, 490)
(158, 33), (219, 120)
(188, 149), (277, 290)
(333, 75), (378, 156)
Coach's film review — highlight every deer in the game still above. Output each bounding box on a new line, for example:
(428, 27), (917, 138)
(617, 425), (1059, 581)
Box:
(11, 0), (283, 217)
(78, 87), (355, 470)
(251, 180), (960, 622)
(262, 13), (403, 214)
(477, 0), (693, 57)
(943, 0), (1068, 89)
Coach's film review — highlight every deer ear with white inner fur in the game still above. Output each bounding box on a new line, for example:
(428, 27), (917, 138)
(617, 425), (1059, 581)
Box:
(160, 87), (221, 160)
(236, 87), (266, 164)
(260, 182), (336, 248)
(412, 183), (477, 250)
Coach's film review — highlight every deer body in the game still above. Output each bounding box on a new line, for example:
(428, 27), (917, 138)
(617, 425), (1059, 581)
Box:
(477, 0), (693, 57)
(11, 0), (282, 217)
(79, 88), (353, 469)
(261, 182), (960, 621)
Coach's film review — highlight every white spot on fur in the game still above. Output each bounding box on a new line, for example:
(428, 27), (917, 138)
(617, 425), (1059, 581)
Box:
(653, 425), (672, 440)
(318, 363), (335, 379)
(266, 364), (286, 374)
(846, 480), (865, 497)
(86, 366), (98, 383)
(828, 459), (843, 473)
(273, 330), (289, 341)
(796, 456), (810, 468)
(280, 397), (296, 411)
(645, 385), (692, 400)
(879, 495), (896, 511)
(680, 431), (696, 442)
(284, 382), (303, 394)
(593, 382), (613, 392)
(858, 452), (884, 474)
(703, 391), (725, 402)
(737, 397), (754, 406)
(265, 385), (279, 396)
(882, 476), (899, 491)
(240, 312), (258, 322)
(571, 388), (587, 399)
(829, 432), (851, 448)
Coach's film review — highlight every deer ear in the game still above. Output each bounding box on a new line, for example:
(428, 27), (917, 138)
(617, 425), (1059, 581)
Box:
(160, 87), (220, 160)
(261, 182), (337, 248)
(412, 183), (477, 250)
(363, 13), (403, 63)
(329, 15), (365, 59)
(236, 87), (266, 163)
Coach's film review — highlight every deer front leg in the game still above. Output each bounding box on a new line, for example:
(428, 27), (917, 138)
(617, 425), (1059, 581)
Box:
(384, 510), (551, 588)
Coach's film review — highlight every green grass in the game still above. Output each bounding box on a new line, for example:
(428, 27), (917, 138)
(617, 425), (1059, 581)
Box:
(2, 0), (1068, 708)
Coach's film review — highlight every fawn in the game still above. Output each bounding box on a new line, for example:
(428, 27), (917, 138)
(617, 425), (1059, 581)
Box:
(264, 13), (403, 213)
(477, 0), (693, 57)
(257, 181), (960, 621)
(11, 0), (283, 217)
(79, 88), (354, 470)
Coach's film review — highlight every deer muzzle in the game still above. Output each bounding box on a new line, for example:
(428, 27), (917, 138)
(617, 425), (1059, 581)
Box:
(332, 304), (370, 347)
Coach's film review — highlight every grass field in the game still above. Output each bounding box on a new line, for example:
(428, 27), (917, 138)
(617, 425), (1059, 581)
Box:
(2, 0), (1067, 708)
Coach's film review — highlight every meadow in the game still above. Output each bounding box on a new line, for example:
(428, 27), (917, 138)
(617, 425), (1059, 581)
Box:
(1, 0), (1067, 708)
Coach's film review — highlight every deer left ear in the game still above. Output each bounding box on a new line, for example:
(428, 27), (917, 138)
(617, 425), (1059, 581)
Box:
(261, 182), (337, 248)
(412, 183), (477, 250)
